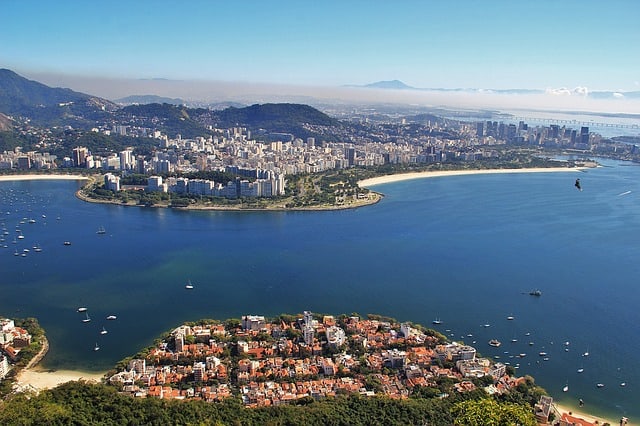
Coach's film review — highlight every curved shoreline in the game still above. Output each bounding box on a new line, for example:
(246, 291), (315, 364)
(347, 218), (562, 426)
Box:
(358, 167), (583, 188)
(13, 335), (105, 393)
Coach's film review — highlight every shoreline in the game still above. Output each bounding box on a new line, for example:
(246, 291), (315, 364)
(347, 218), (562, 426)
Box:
(12, 333), (105, 393)
(14, 368), (106, 393)
(0, 174), (89, 182)
(553, 401), (624, 425)
(358, 167), (583, 187)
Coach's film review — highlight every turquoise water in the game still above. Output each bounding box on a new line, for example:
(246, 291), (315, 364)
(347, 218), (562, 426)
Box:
(1, 161), (638, 420)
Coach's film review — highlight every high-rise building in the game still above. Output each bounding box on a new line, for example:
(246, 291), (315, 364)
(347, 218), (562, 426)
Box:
(72, 146), (88, 167)
(476, 122), (484, 137)
(580, 127), (590, 144)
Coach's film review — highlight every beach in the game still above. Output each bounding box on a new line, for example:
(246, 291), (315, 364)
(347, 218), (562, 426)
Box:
(15, 368), (106, 393)
(358, 167), (583, 187)
(553, 401), (624, 425)
(0, 174), (88, 182)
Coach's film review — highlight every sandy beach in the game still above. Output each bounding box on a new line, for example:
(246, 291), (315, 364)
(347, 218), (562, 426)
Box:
(14, 368), (106, 392)
(358, 167), (583, 187)
(0, 174), (88, 182)
(553, 401), (624, 425)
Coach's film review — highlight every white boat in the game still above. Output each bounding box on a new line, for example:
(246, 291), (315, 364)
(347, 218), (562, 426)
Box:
(93, 342), (100, 351)
(506, 315), (515, 320)
(563, 382), (569, 392)
(432, 318), (442, 325)
(596, 383), (604, 388)
(82, 313), (91, 323)
(538, 351), (548, 356)
(77, 307), (88, 312)
(185, 280), (194, 290)
(620, 382), (626, 387)
(489, 339), (501, 347)
(577, 368), (584, 373)
(106, 315), (117, 320)
(100, 327), (108, 335)
(96, 226), (106, 235)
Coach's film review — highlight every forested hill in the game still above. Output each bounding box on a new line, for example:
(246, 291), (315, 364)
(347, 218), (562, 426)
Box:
(213, 103), (339, 128)
(0, 69), (117, 126)
(0, 69), (344, 141)
(193, 103), (343, 141)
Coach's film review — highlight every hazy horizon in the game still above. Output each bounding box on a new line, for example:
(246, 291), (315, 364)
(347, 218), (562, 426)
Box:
(3, 0), (639, 117)
(16, 70), (640, 118)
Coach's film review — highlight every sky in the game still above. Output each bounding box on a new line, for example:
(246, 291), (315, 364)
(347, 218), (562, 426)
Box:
(2, 0), (640, 113)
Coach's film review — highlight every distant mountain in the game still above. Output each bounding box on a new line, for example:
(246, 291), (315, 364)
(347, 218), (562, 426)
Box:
(363, 80), (415, 90)
(0, 68), (117, 126)
(115, 94), (186, 105)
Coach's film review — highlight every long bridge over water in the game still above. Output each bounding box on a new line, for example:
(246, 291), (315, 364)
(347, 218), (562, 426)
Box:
(510, 116), (640, 130)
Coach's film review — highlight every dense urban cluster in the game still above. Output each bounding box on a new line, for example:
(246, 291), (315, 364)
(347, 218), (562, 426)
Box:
(3, 102), (637, 200)
(106, 312), (542, 412)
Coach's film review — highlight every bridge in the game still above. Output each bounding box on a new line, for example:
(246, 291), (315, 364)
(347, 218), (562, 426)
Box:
(510, 116), (640, 130)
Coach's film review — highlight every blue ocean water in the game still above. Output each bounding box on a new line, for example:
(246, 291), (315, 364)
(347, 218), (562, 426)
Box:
(1, 160), (639, 420)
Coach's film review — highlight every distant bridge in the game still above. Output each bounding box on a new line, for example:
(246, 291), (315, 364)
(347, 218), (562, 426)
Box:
(510, 116), (640, 130)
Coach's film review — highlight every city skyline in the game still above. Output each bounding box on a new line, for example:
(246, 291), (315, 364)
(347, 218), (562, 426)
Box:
(2, 0), (639, 92)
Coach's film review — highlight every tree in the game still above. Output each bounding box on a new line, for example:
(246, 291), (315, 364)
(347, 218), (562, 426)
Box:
(452, 398), (536, 426)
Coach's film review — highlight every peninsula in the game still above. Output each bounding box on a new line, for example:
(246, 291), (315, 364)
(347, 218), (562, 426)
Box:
(2, 311), (620, 425)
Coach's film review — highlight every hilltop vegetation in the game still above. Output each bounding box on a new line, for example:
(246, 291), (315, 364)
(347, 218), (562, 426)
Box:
(0, 381), (538, 426)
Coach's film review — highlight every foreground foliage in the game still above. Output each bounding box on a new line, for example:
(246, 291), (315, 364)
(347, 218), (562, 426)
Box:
(0, 381), (537, 426)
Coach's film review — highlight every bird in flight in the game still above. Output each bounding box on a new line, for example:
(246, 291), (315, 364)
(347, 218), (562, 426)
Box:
(575, 178), (582, 191)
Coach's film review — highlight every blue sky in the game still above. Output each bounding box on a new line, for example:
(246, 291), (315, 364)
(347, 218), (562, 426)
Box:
(2, 0), (639, 91)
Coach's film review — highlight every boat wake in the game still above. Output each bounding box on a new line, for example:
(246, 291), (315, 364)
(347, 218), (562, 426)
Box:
(617, 190), (632, 196)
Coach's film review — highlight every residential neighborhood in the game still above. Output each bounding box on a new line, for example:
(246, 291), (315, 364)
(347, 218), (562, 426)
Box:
(107, 312), (536, 411)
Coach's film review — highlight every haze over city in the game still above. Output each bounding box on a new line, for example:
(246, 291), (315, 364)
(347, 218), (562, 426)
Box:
(3, 0), (640, 113)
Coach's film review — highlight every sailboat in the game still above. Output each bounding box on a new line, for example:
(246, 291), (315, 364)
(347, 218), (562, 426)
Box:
(432, 318), (442, 325)
(82, 313), (91, 323)
(93, 342), (100, 351)
(96, 226), (106, 235)
(563, 382), (569, 392)
(185, 280), (194, 290)
(100, 327), (108, 335)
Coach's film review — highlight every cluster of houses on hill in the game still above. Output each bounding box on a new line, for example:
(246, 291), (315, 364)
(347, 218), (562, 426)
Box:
(0, 318), (32, 380)
(107, 312), (530, 408)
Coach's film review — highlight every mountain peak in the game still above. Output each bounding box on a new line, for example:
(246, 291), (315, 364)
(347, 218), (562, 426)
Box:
(364, 80), (414, 90)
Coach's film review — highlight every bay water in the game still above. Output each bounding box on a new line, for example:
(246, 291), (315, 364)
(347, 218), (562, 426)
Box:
(1, 160), (638, 420)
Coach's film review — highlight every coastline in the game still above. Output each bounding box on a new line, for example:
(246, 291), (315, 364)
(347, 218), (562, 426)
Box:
(12, 334), (105, 393)
(553, 401), (623, 425)
(15, 368), (106, 393)
(358, 167), (583, 187)
(0, 174), (88, 182)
